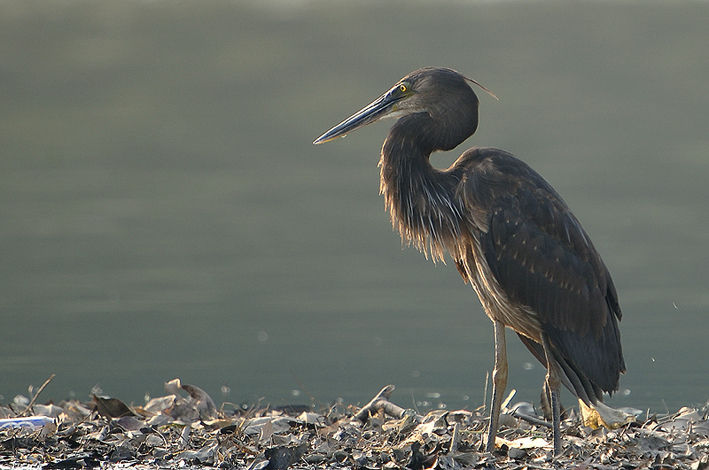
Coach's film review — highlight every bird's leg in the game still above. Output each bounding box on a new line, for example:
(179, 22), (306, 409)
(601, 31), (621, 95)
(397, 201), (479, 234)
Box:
(541, 333), (562, 456)
(541, 381), (567, 422)
(485, 320), (508, 453)
(540, 382), (552, 421)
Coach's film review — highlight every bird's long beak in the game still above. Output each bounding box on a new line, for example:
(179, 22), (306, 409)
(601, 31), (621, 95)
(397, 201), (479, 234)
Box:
(313, 91), (401, 145)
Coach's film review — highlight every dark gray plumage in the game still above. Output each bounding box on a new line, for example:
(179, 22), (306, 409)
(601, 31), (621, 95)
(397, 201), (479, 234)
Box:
(314, 67), (625, 455)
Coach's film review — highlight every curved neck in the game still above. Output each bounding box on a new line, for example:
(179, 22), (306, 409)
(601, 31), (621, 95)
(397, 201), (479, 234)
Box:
(378, 112), (471, 261)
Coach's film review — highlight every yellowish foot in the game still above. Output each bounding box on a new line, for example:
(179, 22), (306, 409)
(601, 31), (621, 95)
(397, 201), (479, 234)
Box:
(579, 399), (636, 429)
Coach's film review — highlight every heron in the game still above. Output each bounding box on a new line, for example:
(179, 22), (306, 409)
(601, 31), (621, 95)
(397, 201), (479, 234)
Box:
(313, 67), (625, 455)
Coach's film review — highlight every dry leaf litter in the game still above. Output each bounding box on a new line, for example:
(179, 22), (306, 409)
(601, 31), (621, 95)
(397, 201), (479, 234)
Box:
(1, 379), (708, 469)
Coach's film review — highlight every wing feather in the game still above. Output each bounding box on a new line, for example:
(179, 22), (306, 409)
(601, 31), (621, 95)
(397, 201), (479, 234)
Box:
(458, 148), (624, 393)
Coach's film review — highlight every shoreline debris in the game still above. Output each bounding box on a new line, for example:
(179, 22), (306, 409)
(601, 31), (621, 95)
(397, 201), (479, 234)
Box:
(1, 379), (708, 469)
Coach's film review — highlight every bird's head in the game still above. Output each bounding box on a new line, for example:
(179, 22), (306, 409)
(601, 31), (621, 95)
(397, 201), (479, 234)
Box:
(313, 67), (496, 146)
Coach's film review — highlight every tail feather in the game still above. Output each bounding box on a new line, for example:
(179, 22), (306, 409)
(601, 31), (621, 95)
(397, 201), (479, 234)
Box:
(516, 333), (603, 406)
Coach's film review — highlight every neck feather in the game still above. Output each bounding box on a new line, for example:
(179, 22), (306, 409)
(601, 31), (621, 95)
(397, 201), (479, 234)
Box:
(378, 114), (466, 262)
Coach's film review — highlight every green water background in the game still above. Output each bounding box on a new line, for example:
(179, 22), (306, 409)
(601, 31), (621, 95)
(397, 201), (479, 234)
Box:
(1, 0), (707, 412)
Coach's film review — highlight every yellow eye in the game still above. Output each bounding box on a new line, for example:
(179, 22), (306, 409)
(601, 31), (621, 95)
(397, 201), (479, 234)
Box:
(399, 84), (407, 93)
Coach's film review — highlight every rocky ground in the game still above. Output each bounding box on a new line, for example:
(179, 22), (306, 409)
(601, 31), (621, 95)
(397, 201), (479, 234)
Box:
(1, 379), (708, 469)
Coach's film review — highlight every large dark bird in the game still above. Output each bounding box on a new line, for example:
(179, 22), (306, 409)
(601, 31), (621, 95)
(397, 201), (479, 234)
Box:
(313, 67), (625, 455)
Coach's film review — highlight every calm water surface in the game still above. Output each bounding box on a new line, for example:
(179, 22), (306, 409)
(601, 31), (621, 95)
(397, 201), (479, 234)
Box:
(1, 1), (707, 413)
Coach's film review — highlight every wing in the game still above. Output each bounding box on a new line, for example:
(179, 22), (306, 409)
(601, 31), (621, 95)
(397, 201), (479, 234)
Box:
(457, 148), (625, 394)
